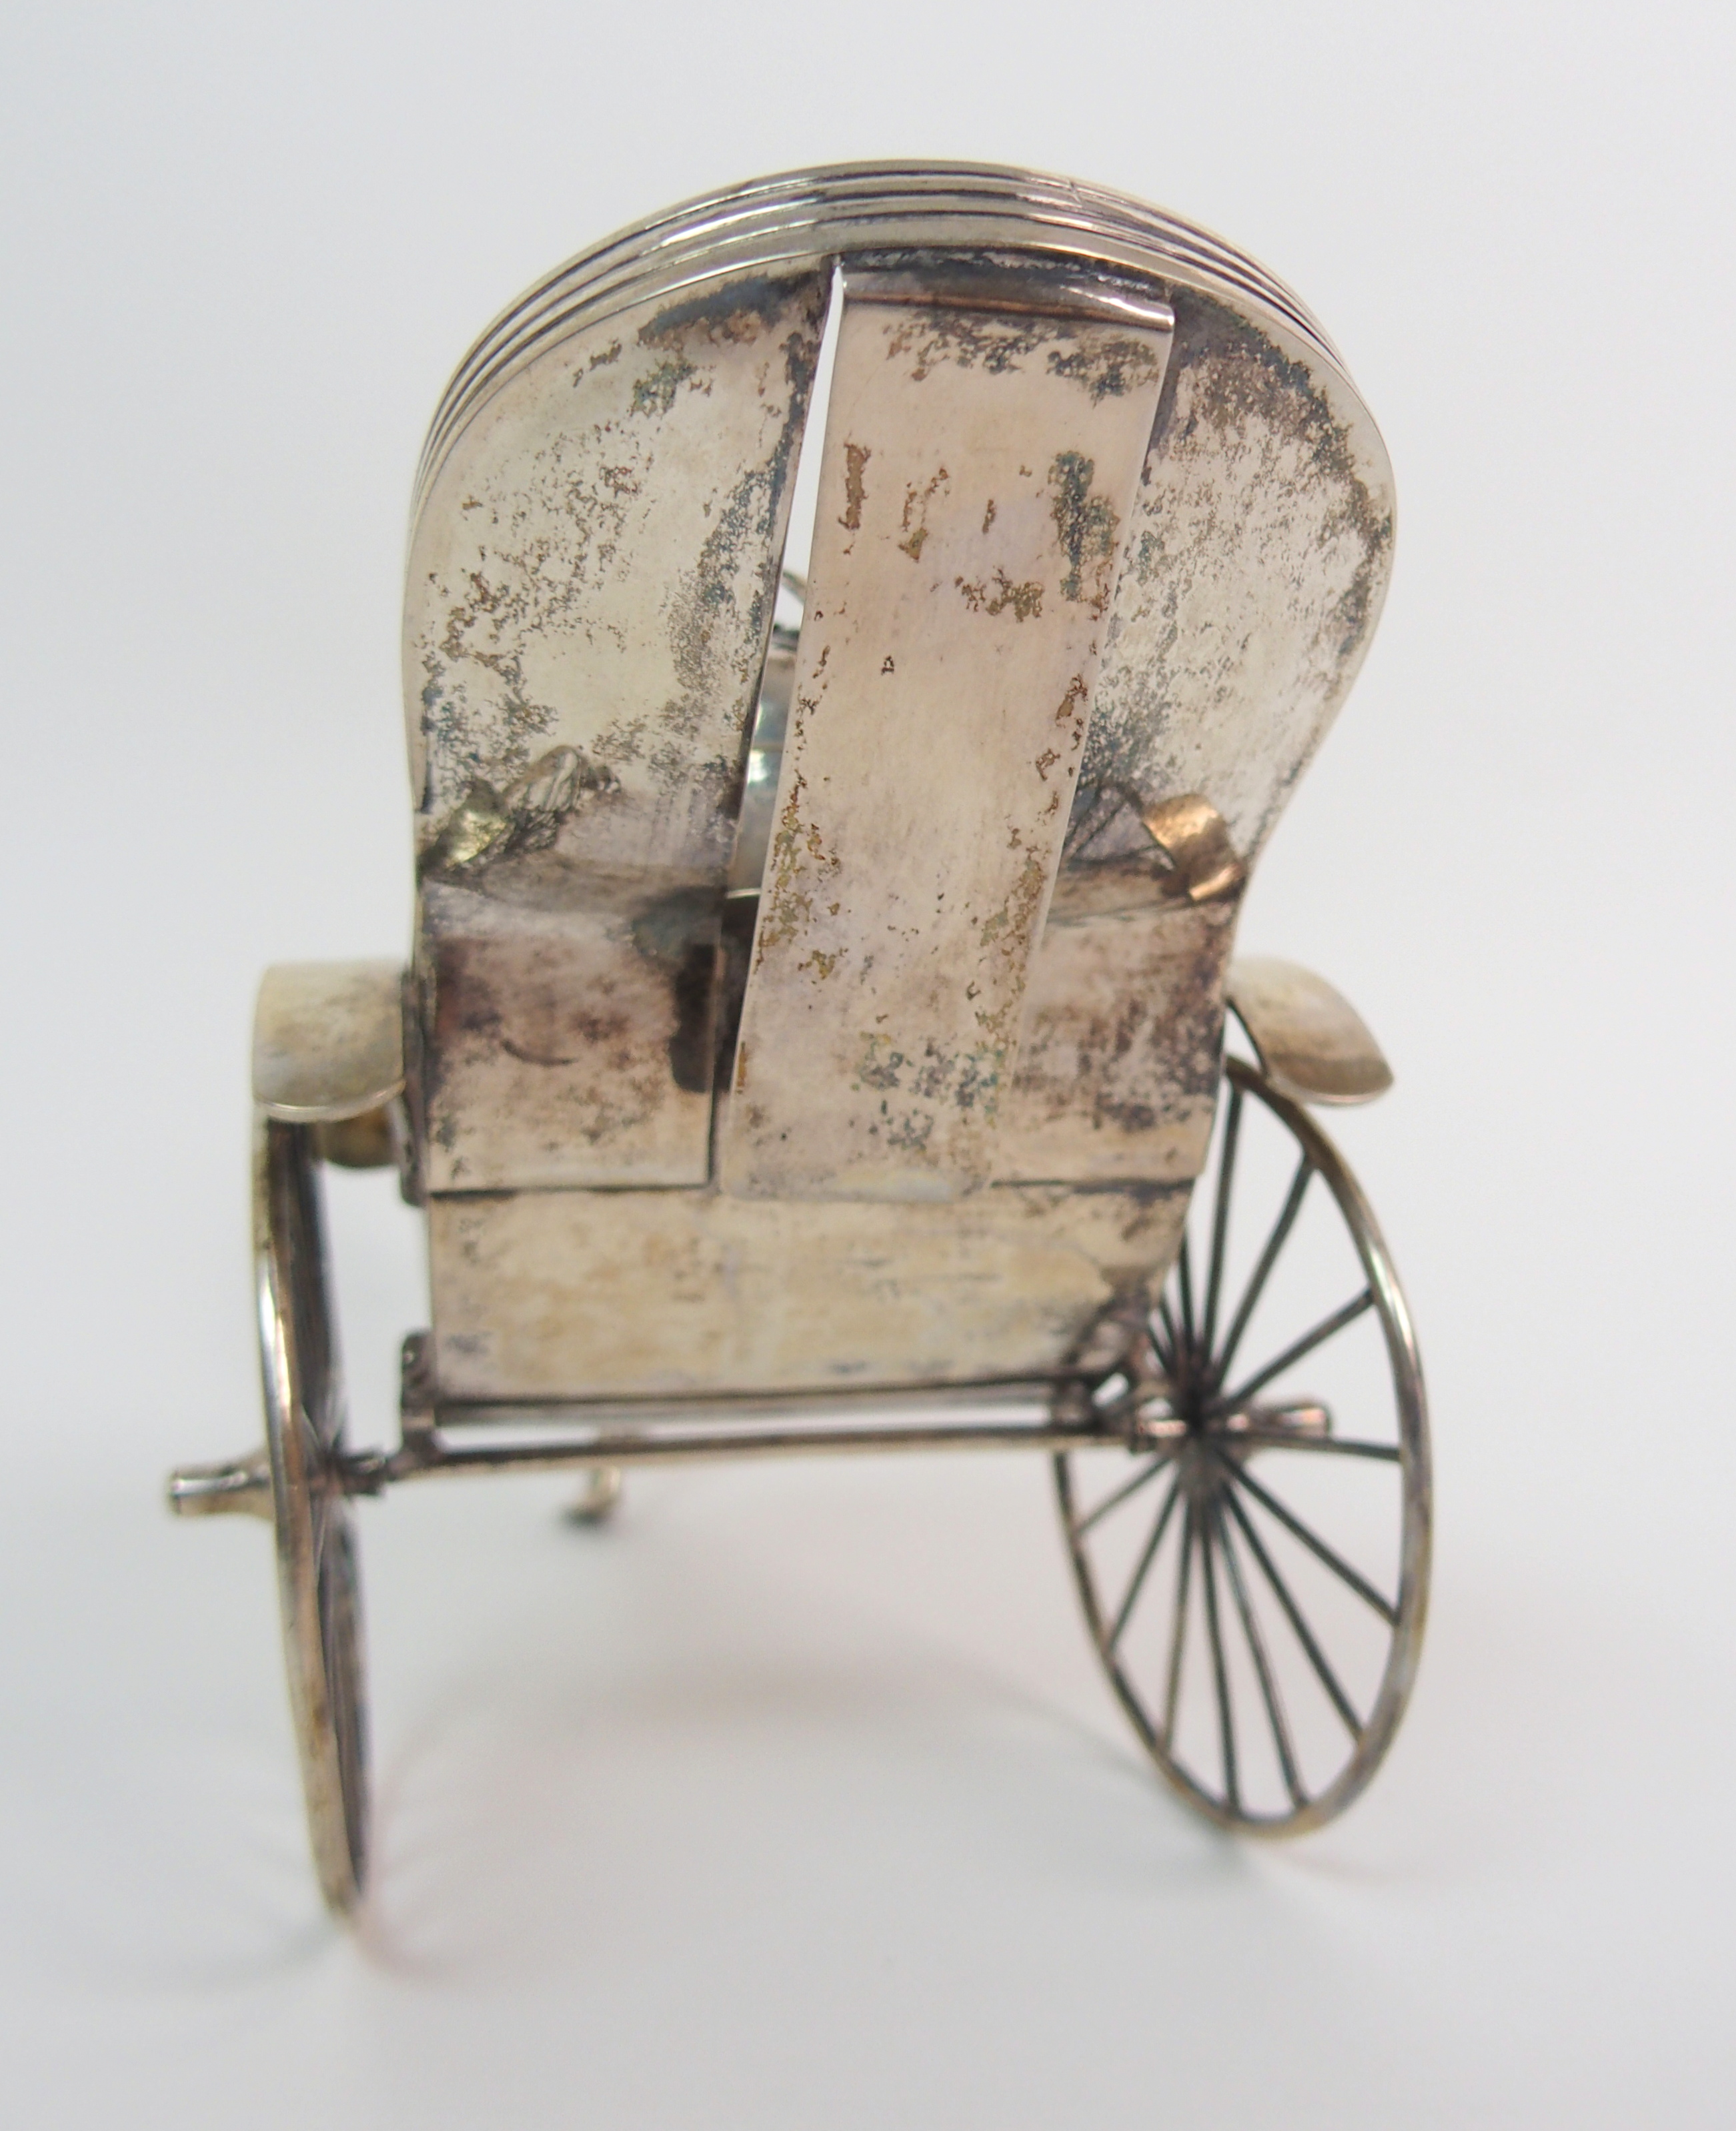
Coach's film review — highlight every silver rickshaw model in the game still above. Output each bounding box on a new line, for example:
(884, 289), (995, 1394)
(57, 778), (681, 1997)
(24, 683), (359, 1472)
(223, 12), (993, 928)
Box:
(170, 163), (1430, 1917)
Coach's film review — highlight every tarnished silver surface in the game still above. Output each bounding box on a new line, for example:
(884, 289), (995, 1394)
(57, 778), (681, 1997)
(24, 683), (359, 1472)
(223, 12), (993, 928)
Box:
(404, 163), (1395, 1392)
(253, 962), (404, 1123)
(1077, 301), (1391, 872)
(1006, 293), (1392, 1176)
(409, 271), (828, 1189)
(1226, 956), (1393, 1105)
(415, 164), (1351, 503)
(425, 1183), (1188, 1400)
(419, 167), (1393, 868)
(171, 167), (1423, 1912)
(405, 163), (1393, 1213)
(720, 265), (1172, 1201)
(999, 897), (1238, 1183)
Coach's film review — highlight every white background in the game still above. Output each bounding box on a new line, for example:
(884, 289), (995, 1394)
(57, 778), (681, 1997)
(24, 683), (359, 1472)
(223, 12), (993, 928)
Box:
(3, 1), (1733, 2123)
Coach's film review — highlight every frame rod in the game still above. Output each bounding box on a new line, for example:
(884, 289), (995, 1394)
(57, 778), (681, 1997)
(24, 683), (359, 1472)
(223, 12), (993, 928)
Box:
(380, 1412), (1118, 1485)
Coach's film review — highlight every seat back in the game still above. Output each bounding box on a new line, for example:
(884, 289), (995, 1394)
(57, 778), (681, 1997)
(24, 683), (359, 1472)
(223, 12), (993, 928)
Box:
(403, 165), (1394, 1401)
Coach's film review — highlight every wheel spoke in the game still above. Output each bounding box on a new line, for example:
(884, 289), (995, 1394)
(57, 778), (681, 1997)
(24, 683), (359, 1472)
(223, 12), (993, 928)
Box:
(307, 1459), (335, 1575)
(1075, 1451), (1174, 1537)
(1221, 1487), (1363, 1740)
(1148, 1316), (1176, 1379)
(1213, 1155), (1311, 1388)
(1216, 1498), (1305, 1810)
(1156, 1293), (1180, 1364)
(1200, 1499), (1239, 1812)
(1108, 1474), (1183, 1649)
(1160, 1499), (1196, 1749)
(1222, 1427), (1401, 1463)
(1176, 1233), (1196, 1351)
(1200, 1083), (1242, 1361)
(1221, 1455), (1397, 1626)
(1219, 1289), (1375, 1411)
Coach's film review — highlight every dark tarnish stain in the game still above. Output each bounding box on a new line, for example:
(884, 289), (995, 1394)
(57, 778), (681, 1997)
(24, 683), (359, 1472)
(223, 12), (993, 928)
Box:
(422, 680), (548, 806)
(856, 1037), (905, 1091)
(853, 1032), (1004, 1132)
(953, 1049), (1002, 1115)
(664, 942), (717, 1093)
(1045, 334), (1168, 403)
(1055, 673), (1090, 730)
(640, 273), (818, 349)
(840, 443), (871, 532)
(881, 1107), (936, 1155)
(710, 894), (759, 1093)
(898, 468), (950, 560)
(631, 356), (696, 418)
(1047, 452), (1120, 614)
(876, 305), (1164, 401)
(591, 712), (648, 764)
(956, 569), (1043, 621)
(629, 888), (722, 1096)
(881, 306), (1060, 382)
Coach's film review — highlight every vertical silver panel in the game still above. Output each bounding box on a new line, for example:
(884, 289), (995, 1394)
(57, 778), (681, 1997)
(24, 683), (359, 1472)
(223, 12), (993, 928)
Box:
(721, 268), (1172, 1202)
(1014, 295), (1397, 1186)
(406, 271), (829, 1189)
(1077, 295), (1395, 870)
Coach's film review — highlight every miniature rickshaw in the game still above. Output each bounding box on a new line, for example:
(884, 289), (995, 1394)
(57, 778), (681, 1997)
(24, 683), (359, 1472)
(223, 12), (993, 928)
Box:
(169, 163), (1430, 1916)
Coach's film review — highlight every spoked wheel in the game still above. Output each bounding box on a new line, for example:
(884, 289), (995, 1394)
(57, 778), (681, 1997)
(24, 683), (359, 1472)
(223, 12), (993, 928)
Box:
(256, 1116), (369, 1912)
(1056, 1056), (1430, 1834)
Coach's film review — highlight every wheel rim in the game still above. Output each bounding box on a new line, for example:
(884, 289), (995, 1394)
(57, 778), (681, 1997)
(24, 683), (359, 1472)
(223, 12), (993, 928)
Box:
(1056, 1056), (1431, 1834)
(257, 1116), (369, 1911)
